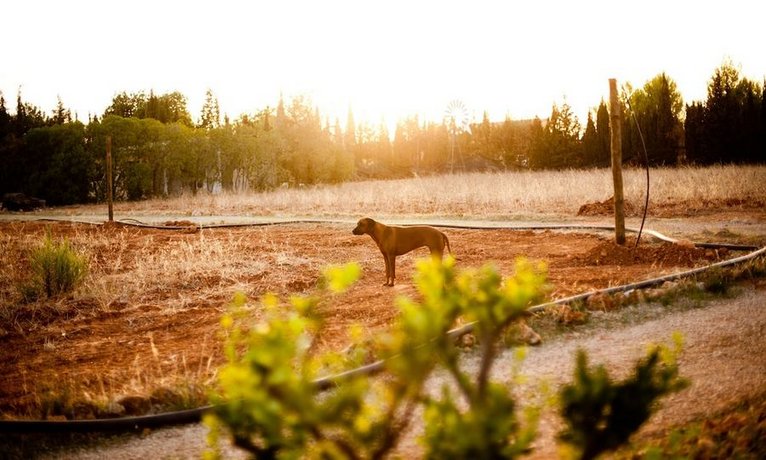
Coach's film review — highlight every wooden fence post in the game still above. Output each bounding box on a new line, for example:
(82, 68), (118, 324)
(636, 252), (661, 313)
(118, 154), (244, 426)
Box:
(106, 136), (113, 222)
(609, 79), (626, 245)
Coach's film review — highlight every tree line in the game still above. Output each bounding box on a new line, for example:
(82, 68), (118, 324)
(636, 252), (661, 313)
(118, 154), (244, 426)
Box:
(0, 61), (763, 206)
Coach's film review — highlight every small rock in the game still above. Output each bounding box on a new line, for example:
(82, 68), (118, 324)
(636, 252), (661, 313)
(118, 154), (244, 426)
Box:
(150, 387), (184, 408)
(72, 401), (99, 420)
(460, 333), (476, 348)
(98, 401), (126, 418)
(518, 322), (542, 346)
(661, 281), (677, 290)
(118, 395), (152, 415)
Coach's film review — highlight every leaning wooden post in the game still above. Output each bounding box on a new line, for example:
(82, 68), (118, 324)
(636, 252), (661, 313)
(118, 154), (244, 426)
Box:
(609, 79), (626, 245)
(106, 136), (114, 222)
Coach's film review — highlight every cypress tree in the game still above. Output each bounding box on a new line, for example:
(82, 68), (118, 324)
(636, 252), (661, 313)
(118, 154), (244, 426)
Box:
(581, 111), (599, 167)
(703, 61), (741, 163)
(595, 101), (611, 167)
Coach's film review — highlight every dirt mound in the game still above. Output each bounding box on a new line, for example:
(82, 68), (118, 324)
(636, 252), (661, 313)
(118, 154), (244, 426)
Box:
(577, 196), (640, 217)
(579, 196), (766, 218)
(572, 239), (723, 267)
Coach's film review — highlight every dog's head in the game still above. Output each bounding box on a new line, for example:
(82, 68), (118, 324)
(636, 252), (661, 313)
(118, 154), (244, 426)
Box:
(352, 217), (375, 235)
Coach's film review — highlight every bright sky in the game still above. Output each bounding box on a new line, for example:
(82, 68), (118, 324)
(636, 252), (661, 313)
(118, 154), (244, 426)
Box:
(2, 0), (764, 127)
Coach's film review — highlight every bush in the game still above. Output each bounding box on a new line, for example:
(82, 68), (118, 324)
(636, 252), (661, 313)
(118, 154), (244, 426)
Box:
(558, 333), (688, 460)
(21, 230), (88, 300)
(206, 258), (547, 459)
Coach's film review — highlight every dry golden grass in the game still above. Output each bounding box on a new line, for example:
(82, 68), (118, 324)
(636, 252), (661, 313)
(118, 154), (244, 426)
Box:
(0, 225), (300, 331)
(56, 164), (766, 219)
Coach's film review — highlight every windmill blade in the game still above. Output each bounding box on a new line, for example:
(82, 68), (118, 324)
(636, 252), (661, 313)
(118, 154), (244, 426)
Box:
(444, 99), (470, 133)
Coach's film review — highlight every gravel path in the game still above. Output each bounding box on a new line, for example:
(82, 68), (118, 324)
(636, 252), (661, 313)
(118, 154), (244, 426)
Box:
(497, 286), (766, 458)
(37, 286), (765, 459)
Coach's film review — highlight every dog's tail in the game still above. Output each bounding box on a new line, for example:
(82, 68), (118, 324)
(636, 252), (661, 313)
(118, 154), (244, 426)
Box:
(444, 233), (452, 255)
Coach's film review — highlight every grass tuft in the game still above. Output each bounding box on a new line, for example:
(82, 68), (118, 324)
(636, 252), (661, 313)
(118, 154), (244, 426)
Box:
(19, 230), (88, 301)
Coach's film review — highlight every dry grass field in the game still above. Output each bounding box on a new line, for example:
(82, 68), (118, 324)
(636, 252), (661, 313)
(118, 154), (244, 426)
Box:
(43, 164), (766, 219)
(0, 165), (765, 423)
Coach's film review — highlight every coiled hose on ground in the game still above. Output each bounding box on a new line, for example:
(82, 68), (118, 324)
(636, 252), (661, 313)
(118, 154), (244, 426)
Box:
(1, 218), (763, 433)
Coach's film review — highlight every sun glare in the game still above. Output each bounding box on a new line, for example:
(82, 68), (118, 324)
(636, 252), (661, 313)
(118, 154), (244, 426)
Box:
(2, 1), (764, 127)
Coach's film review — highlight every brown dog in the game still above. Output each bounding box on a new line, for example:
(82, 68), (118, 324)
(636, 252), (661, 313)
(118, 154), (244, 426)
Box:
(352, 217), (451, 286)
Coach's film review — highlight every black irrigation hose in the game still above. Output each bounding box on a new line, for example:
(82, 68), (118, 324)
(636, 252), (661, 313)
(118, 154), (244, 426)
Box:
(34, 217), (762, 251)
(430, 222), (759, 251)
(623, 91), (652, 250)
(2, 218), (764, 433)
(0, 407), (211, 433)
(113, 217), (338, 230)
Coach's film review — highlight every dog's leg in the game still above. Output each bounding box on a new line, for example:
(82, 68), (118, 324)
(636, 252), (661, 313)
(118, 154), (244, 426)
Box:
(382, 253), (392, 286)
(389, 254), (396, 286)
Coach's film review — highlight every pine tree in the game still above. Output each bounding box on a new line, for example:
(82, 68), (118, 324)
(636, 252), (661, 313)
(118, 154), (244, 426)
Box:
(14, 90), (27, 137)
(52, 95), (72, 125)
(474, 111), (492, 160)
(544, 102), (582, 169)
(738, 78), (763, 163)
(596, 101), (611, 167)
(345, 106), (356, 148)
(684, 102), (705, 164)
(528, 117), (546, 170)
(0, 92), (10, 138)
(685, 62), (765, 164)
(0, 92), (14, 195)
(104, 91), (142, 119)
(199, 89), (221, 129)
(14, 89), (47, 136)
(145, 90), (159, 120)
(629, 73), (683, 165)
(275, 93), (287, 128)
(703, 60), (741, 163)
(263, 107), (271, 131)
(376, 119), (392, 171)
(760, 83), (766, 163)
(581, 111), (599, 167)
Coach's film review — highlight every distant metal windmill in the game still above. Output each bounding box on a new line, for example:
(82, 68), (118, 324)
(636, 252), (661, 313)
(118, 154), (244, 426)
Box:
(444, 99), (470, 173)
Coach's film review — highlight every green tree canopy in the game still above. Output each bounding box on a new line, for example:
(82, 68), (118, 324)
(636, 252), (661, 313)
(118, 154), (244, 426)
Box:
(103, 90), (193, 126)
(625, 73), (684, 165)
(529, 101), (581, 170)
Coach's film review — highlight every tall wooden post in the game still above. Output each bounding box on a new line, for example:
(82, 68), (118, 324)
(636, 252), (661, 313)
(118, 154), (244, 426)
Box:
(609, 79), (626, 245)
(106, 136), (114, 222)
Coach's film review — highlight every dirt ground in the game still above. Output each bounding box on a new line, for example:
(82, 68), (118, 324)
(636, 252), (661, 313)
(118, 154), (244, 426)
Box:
(1, 216), (758, 421)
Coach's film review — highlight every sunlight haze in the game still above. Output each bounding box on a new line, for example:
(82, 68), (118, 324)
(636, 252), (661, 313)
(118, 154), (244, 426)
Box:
(2, 0), (764, 126)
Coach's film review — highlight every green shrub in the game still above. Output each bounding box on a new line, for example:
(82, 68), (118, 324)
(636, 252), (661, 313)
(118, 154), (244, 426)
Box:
(701, 267), (733, 295)
(206, 257), (547, 459)
(21, 230), (88, 300)
(206, 268), (380, 459)
(558, 333), (688, 460)
(410, 258), (547, 459)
